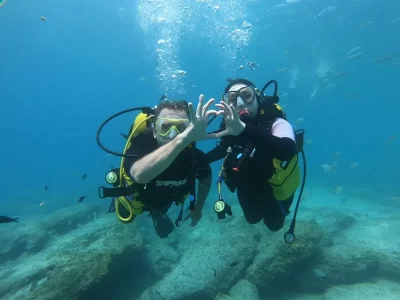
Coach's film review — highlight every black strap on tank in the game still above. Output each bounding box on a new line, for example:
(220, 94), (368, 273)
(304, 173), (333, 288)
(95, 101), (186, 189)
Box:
(98, 185), (137, 199)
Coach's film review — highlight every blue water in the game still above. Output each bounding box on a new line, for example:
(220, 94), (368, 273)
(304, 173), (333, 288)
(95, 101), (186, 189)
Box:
(1, 0), (400, 298)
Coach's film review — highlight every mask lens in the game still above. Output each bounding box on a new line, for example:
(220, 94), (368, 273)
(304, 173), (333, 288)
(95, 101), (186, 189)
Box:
(156, 118), (189, 136)
(222, 86), (256, 105)
(176, 123), (188, 133)
(239, 87), (255, 103)
(227, 92), (237, 105)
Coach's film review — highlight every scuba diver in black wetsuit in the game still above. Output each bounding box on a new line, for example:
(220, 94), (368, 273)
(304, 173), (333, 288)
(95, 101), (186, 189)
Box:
(97, 95), (218, 238)
(206, 78), (306, 243)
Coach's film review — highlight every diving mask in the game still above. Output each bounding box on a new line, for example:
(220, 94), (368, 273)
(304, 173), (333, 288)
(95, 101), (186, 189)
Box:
(155, 118), (190, 139)
(222, 85), (257, 106)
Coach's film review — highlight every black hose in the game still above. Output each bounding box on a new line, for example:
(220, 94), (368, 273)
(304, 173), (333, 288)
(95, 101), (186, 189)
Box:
(288, 149), (307, 233)
(260, 80), (278, 96)
(96, 107), (153, 157)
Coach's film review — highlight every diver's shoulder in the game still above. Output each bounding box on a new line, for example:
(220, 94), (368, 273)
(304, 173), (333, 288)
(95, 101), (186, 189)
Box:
(272, 117), (293, 127)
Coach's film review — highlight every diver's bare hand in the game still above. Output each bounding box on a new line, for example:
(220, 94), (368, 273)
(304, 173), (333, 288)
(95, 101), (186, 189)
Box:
(183, 94), (218, 142)
(210, 101), (245, 137)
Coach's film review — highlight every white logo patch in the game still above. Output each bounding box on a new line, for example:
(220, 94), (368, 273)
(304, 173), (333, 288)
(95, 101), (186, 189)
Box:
(156, 179), (188, 188)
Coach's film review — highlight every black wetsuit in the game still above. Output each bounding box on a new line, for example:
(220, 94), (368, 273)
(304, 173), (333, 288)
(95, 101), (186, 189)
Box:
(123, 131), (211, 237)
(206, 114), (297, 231)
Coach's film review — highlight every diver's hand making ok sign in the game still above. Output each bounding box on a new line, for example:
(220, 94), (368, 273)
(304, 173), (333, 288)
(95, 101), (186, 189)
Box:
(184, 94), (218, 142)
(211, 100), (246, 138)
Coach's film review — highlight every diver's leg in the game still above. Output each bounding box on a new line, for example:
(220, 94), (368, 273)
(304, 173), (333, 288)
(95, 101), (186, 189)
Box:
(107, 198), (116, 213)
(237, 184), (264, 224)
(150, 203), (174, 238)
(263, 193), (294, 231)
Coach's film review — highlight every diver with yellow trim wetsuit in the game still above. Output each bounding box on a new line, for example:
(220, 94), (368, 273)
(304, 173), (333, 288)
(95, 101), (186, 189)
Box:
(206, 78), (306, 243)
(97, 95), (218, 238)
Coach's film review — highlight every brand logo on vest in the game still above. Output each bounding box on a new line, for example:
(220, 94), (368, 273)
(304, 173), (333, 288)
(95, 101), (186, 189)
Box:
(156, 179), (188, 188)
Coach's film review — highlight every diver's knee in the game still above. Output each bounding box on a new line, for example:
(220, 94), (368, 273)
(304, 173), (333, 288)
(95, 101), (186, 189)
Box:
(264, 220), (284, 232)
(244, 214), (262, 224)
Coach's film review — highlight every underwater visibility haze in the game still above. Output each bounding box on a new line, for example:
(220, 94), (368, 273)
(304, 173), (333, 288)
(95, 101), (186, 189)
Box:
(1, 0), (400, 299)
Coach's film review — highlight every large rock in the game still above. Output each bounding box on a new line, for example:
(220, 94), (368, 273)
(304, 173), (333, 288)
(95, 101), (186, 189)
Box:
(295, 216), (400, 292)
(212, 279), (260, 300)
(138, 216), (259, 300)
(145, 239), (180, 279)
(0, 204), (102, 264)
(0, 214), (146, 300)
(245, 220), (324, 296)
(229, 279), (259, 300)
(324, 280), (400, 300)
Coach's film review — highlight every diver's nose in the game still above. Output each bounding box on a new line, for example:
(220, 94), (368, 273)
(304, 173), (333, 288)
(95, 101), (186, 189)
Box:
(236, 96), (245, 108)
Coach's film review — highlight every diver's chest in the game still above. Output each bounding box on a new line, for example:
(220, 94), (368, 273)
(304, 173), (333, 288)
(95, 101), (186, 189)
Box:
(152, 162), (191, 189)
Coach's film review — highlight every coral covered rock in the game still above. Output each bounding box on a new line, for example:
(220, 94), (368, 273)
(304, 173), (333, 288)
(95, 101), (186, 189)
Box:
(0, 214), (146, 300)
(245, 220), (323, 296)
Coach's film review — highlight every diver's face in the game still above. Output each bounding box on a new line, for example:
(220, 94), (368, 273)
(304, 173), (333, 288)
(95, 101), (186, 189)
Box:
(227, 84), (259, 117)
(154, 108), (190, 146)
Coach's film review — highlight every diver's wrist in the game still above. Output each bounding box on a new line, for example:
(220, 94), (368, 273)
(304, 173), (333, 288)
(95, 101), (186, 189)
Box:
(236, 121), (246, 136)
(175, 131), (192, 149)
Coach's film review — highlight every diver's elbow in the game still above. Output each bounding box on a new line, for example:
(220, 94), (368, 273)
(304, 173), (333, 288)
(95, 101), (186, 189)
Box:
(278, 140), (298, 161)
(130, 165), (147, 184)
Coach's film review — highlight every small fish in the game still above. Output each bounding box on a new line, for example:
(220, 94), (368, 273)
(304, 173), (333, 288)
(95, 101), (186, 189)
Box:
(40, 16), (47, 21)
(329, 152), (340, 160)
(159, 94), (168, 102)
(230, 261), (239, 267)
(176, 70), (186, 76)
(345, 93), (358, 99)
(372, 56), (395, 64)
(277, 67), (290, 73)
(305, 139), (314, 145)
(347, 51), (366, 60)
(334, 185), (344, 194)
(390, 17), (400, 25)
(321, 162), (338, 173)
(349, 162), (360, 170)
(211, 268), (217, 278)
(78, 196), (86, 203)
(0, 216), (19, 223)
(44, 185), (48, 191)
(315, 5), (336, 18)
(347, 46), (360, 57)
(360, 21), (372, 28)
(296, 117), (304, 124)
(247, 61), (259, 70)
(331, 72), (347, 79)
(82, 174), (87, 180)
(310, 88), (317, 99)
(387, 135), (396, 144)
(39, 202), (44, 206)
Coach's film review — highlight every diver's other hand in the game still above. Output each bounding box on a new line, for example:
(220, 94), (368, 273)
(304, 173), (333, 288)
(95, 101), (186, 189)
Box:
(211, 101), (245, 138)
(184, 94), (217, 142)
(189, 209), (202, 227)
